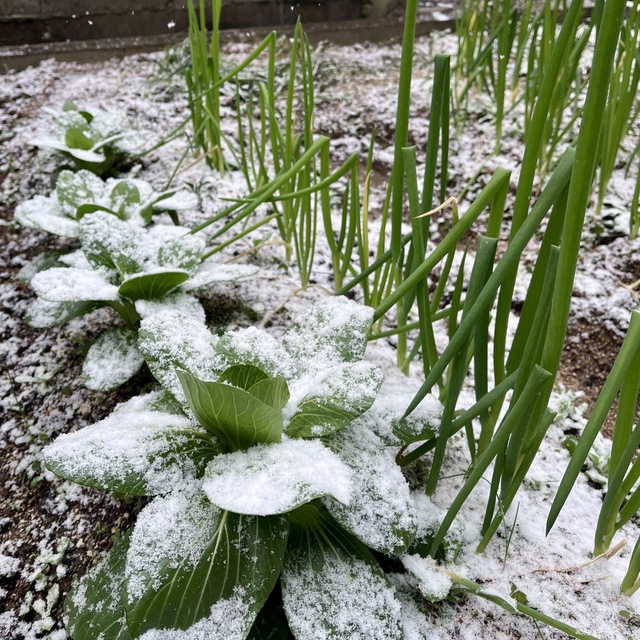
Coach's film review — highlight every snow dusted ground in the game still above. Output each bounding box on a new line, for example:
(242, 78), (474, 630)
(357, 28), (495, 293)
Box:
(1, 27), (640, 639)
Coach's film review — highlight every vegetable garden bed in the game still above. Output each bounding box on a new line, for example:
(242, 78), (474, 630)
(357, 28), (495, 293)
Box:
(1, 2), (640, 638)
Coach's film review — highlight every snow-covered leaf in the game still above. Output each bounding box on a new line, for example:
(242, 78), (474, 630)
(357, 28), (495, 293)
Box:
(156, 234), (203, 273)
(285, 362), (383, 438)
(25, 298), (100, 328)
(282, 296), (374, 367)
(125, 486), (220, 603)
(65, 531), (132, 640)
(56, 169), (103, 217)
(126, 511), (289, 640)
(135, 292), (205, 323)
(351, 381), (443, 446)
(400, 554), (453, 602)
(281, 505), (403, 640)
(202, 439), (351, 516)
(183, 261), (259, 291)
(82, 328), (144, 391)
(215, 327), (296, 379)
(138, 310), (224, 406)
(324, 425), (417, 555)
(405, 493), (464, 564)
(30, 266), (120, 302)
(31, 136), (107, 164)
(109, 181), (140, 215)
(118, 270), (190, 302)
(14, 195), (79, 237)
(43, 393), (211, 496)
(151, 189), (199, 213)
(177, 370), (283, 451)
(17, 249), (70, 284)
(79, 211), (141, 275)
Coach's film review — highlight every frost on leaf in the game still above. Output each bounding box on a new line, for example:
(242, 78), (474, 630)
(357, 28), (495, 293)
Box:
(56, 169), (104, 217)
(282, 506), (403, 640)
(43, 392), (206, 496)
(323, 424), (417, 555)
(138, 310), (224, 408)
(202, 439), (352, 515)
(82, 328), (144, 391)
(126, 484), (221, 602)
(284, 361), (383, 438)
(282, 296), (374, 367)
(136, 593), (252, 640)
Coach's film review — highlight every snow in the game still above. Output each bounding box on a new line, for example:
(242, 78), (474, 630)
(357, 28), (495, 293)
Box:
(30, 266), (120, 302)
(202, 439), (353, 515)
(81, 328), (144, 390)
(324, 424), (418, 554)
(138, 590), (251, 640)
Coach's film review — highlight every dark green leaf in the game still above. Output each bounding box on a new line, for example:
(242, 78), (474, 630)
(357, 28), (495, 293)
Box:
(118, 270), (190, 302)
(247, 584), (295, 640)
(65, 532), (133, 640)
(178, 370), (283, 451)
(126, 512), (289, 638)
(79, 110), (94, 123)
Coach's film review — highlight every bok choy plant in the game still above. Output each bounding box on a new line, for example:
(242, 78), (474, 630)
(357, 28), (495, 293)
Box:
(30, 101), (144, 176)
(14, 169), (197, 237)
(42, 297), (436, 639)
(23, 211), (257, 391)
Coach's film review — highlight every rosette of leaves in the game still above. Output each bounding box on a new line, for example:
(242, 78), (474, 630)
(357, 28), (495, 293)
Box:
(24, 211), (257, 391)
(14, 169), (198, 237)
(29, 100), (143, 175)
(43, 297), (422, 639)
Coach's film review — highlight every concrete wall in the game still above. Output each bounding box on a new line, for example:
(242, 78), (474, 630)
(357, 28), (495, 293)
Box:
(0, 0), (365, 47)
